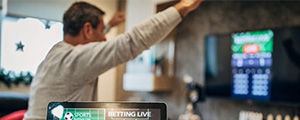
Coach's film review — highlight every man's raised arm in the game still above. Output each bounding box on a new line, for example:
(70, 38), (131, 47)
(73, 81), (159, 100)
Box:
(72, 0), (204, 79)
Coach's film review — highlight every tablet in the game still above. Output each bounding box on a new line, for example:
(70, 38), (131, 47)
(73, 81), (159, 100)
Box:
(47, 102), (167, 120)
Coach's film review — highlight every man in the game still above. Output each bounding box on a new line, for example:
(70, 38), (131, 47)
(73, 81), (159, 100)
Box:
(24, 0), (203, 119)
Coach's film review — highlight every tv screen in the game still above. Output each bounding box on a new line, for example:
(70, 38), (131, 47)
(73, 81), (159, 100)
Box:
(205, 26), (300, 104)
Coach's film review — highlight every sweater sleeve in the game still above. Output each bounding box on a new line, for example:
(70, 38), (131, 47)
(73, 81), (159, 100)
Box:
(64, 7), (182, 82)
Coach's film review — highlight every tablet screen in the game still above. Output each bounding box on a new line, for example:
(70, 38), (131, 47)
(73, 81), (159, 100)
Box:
(47, 102), (166, 120)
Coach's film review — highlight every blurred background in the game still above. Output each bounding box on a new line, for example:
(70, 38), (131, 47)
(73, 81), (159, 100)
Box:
(0, 0), (300, 120)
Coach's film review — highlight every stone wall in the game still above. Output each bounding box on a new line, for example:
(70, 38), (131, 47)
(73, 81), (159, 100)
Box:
(117, 1), (300, 120)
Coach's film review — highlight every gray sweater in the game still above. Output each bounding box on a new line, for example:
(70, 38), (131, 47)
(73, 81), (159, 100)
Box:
(23, 7), (181, 120)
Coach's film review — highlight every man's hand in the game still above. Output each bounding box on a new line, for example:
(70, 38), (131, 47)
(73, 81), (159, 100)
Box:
(174, 0), (204, 18)
(109, 12), (125, 27)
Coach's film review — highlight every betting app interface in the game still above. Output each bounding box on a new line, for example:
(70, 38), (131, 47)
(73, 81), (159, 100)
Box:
(231, 30), (273, 101)
(48, 104), (161, 120)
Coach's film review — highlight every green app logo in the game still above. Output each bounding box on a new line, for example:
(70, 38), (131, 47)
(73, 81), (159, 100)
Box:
(61, 109), (105, 120)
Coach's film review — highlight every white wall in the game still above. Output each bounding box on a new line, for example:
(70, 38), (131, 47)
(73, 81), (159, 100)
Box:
(125, 0), (174, 31)
(7, 0), (117, 22)
(126, 0), (154, 31)
(7, 0), (73, 21)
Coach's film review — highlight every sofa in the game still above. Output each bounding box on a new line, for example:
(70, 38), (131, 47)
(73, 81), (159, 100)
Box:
(0, 92), (28, 117)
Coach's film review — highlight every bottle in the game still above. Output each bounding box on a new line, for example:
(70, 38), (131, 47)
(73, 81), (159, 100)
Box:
(178, 104), (201, 120)
(276, 114), (282, 120)
(267, 114), (274, 120)
(293, 115), (299, 120)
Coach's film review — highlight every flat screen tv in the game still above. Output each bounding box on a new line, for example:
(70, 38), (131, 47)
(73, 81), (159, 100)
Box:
(205, 26), (300, 104)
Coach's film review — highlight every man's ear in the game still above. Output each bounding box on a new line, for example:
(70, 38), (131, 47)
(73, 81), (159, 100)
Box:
(82, 22), (93, 40)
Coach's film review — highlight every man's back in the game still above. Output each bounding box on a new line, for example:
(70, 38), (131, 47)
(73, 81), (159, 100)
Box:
(24, 42), (99, 120)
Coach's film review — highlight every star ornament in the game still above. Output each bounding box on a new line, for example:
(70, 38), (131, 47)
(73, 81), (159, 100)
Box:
(16, 41), (25, 52)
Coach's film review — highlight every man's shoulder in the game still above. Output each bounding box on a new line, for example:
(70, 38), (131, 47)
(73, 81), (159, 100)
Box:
(49, 41), (73, 53)
(53, 41), (72, 49)
(43, 41), (73, 61)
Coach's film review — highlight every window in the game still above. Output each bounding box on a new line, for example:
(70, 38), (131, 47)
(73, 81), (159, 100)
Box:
(1, 16), (63, 75)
